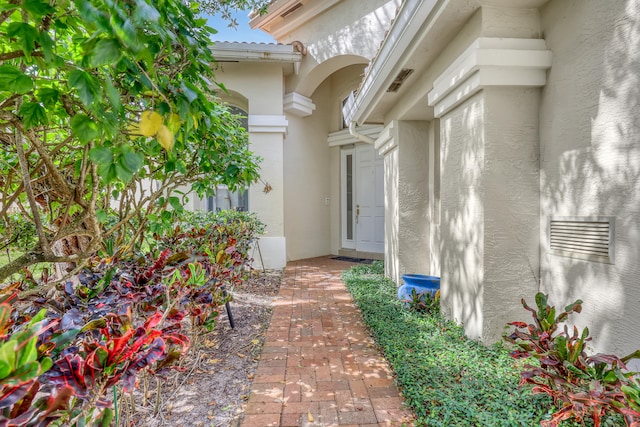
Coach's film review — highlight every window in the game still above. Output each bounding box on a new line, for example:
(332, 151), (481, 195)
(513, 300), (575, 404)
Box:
(206, 187), (249, 212)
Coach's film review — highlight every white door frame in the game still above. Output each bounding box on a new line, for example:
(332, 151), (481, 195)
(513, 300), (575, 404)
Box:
(341, 144), (384, 253)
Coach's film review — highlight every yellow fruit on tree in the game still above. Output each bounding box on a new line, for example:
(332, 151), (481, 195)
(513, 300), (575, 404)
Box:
(139, 110), (163, 136)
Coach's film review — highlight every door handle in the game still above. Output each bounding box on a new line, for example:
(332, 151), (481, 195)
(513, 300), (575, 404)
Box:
(356, 205), (360, 224)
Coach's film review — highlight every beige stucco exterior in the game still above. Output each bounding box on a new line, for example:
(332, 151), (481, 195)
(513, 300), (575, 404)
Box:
(204, 0), (640, 356)
(538, 0), (640, 357)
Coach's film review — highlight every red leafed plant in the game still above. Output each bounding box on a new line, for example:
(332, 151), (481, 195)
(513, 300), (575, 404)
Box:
(0, 209), (264, 426)
(505, 293), (640, 427)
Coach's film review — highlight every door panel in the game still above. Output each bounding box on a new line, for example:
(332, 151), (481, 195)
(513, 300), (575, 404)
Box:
(355, 144), (384, 253)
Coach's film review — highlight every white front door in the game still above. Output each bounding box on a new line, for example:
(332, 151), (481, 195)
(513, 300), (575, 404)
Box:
(341, 144), (384, 253)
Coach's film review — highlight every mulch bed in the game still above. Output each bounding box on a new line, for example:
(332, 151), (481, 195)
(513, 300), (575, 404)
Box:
(127, 269), (282, 427)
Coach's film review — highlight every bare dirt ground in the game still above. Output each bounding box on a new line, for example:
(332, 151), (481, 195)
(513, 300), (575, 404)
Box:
(128, 269), (282, 427)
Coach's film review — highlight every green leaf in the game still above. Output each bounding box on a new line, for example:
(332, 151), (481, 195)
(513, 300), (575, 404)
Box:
(97, 163), (118, 183)
(104, 76), (122, 112)
(19, 102), (47, 129)
(133, 0), (160, 23)
(22, 0), (55, 17)
(118, 147), (143, 173)
(38, 31), (56, 63)
(0, 359), (11, 380)
(38, 87), (60, 109)
(0, 340), (16, 379)
(180, 81), (198, 103)
(115, 162), (134, 182)
(68, 70), (100, 107)
(89, 38), (122, 67)
(17, 336), (37, 367)
(99, 407), (114, 427)
(39, 357), (52, 374)
(6, 22), (38, 58)
(96, 210), (108, 223)
(603, 370), (618, 384)
(169, 196), (184, 213)
(0, 65), (33, 94)
(89, 146), (113, 165)
(71, 114), (101, 143)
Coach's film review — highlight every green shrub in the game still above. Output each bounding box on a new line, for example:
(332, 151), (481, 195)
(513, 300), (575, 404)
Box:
(343, 265), (550, 426)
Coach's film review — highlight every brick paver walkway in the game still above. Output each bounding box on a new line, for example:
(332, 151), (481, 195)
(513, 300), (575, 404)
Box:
(240, 256), (414, 427)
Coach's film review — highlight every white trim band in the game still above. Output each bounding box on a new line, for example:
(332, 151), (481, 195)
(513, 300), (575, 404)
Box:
(327, 125), (383, 147)
(284, 92), (316, 117)
(428, 37), (552, 118)
(374, 121), (398, 156)
(248, 115), (289, 134)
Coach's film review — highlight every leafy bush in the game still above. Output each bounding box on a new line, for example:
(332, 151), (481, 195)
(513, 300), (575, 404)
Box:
(0, 210), (265, 425)
(343, 264), (550, 426)
(505, 293), (640, 427)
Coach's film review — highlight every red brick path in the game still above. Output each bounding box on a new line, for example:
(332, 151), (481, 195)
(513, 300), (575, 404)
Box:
(240, 257), (414, 427)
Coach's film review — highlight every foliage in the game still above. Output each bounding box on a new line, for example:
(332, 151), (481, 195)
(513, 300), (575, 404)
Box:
(505, 293), (640, 427)
(402, 288), (440, 316)
(342, 263), (551, 426)
(0, 0), (262, 282)
(0, 213), (37, 254)
(0, 208), (264, 425)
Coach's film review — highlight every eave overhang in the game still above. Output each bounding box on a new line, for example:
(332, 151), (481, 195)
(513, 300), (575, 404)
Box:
(249, 0), (342, 39)
(211, 42), (302, 63)
(343, 0), (551, 125)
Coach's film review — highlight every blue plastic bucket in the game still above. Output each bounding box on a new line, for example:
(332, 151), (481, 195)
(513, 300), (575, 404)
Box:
(398, 274), (440, 301)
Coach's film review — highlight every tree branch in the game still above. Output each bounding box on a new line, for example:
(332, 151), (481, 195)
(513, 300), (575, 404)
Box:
(14, 99), (52, 257)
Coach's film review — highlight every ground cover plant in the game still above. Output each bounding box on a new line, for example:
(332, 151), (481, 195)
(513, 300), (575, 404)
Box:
(343, 263), (630, 427)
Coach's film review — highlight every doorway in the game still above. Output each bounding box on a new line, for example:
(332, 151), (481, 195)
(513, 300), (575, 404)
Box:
(341, 143), (384, 253)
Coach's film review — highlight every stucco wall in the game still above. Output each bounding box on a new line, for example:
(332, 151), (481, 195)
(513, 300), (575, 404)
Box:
(205, 62), (287, 268)
(283, 77), (333, 261)
(482, 87), (540, 342)
(440, 92), (486, 339)
(279, 0), (399, 97)
(397, 121), (431, 282)
(539, 0), (640, 357)
(384, 146), (399, 279)
(213, 63), (284, 115)
(440, 87), (540, 342)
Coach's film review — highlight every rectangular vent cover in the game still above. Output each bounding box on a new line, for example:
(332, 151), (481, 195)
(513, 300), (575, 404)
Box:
(549, 217), (614, 263)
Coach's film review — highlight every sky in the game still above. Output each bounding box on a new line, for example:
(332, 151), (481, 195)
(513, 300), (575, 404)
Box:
(204, 9), (276, 43)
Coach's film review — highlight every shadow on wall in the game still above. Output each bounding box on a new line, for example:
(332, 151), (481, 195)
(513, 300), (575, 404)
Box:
(540, 0), (640, 356)
(307, 1), (399, 63)
(439, 96), (485, 340)
(385, 150), (400, 283)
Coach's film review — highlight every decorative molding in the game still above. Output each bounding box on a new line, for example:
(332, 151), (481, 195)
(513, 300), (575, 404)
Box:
(428, 37), (552, 118)
(374, 121), (398, 156)
(248, 115), (289, 133)
(284, 92), (316, 117)
(327, 125), (383, 147)
(210, 42), (302, 63)
(250, 0), (342, 40)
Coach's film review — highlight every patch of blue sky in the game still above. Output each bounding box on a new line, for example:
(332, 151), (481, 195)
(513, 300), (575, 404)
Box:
(203, 9), (276, 44)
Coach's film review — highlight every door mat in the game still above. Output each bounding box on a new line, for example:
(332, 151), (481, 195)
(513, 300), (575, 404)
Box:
(331, 256), (374, 264)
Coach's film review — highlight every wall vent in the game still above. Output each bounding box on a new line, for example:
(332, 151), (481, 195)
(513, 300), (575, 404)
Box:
(386, 68), (414, 92)
(549, 217), (615, 264)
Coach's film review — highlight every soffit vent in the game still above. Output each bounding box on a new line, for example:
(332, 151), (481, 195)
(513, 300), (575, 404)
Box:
(386, 68), (414, 93)
(281, 2), (303, 18)
(549, 217), (615, 264)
